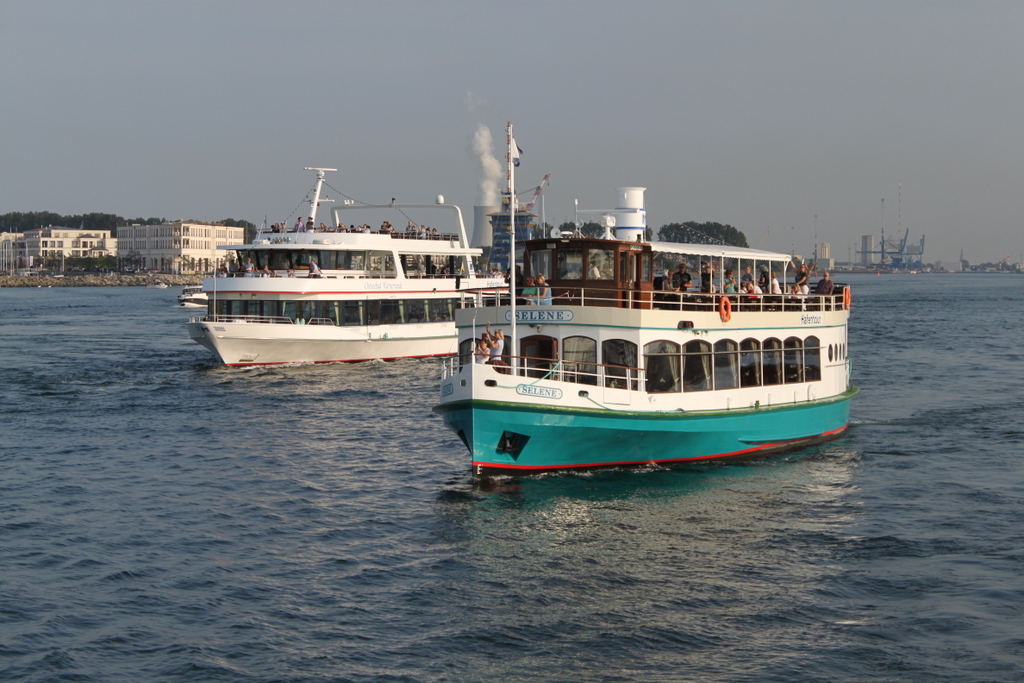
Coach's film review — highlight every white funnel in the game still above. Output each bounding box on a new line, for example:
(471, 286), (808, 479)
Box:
(613, 187), (647, 242)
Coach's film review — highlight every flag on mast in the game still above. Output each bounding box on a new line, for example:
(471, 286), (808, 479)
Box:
(512, 138), (522, 167)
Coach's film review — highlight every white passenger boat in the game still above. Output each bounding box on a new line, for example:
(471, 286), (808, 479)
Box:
(434, 146), (855, 476)
(186, 168), (504, 365)
(177, 285), (207, 307)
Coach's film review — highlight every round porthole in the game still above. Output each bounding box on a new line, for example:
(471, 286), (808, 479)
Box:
(828, 344), (834, 362)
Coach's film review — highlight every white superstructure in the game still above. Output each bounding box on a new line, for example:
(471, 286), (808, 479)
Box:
(185, 168), (505, 366)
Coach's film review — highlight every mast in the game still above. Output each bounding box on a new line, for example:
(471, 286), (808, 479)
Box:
(506, 122), (517, 371)
(304, 167), (337, 226)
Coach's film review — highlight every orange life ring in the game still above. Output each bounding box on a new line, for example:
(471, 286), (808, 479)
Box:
(844, 287), (851, 309)
(719, 295), (732, 322)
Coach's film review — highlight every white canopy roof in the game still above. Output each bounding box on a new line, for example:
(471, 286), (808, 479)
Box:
(652, 240), (791, 262)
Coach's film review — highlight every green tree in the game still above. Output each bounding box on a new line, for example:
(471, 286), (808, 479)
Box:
(657, 222), (748, 247)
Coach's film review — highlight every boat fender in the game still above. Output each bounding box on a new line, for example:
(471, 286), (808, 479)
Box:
(844, 287), (851, 310)
(719, 296), (732, 322)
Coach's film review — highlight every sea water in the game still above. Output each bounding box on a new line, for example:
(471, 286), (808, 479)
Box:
(0, 274), (1022, 682)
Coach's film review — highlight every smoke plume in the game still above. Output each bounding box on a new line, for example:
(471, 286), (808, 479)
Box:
(470, 124), (502, 206)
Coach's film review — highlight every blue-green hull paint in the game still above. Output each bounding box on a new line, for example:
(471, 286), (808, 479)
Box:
(435, 387), (857, 475)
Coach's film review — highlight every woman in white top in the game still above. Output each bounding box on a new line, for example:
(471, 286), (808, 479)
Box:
(769, 272), (782, 295)
(485, 322), (505, 362)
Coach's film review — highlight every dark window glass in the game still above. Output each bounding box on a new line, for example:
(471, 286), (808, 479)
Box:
(644, 340), (680, 393)
(563, 336), (598, 385)
(683, 340), (712, 392)
(714, 339), (739, 390)
(805, 336), (821, 382)
(740, 338), (761, 387)
(603, 339), (639, 390)
(379, 300), (403, 325)
(763, 338), (783, 386)
(429, 299), (453, 321)
(556, 249), (583, 279)
(784, 337), (804, 383)
(366, 300), (381, 325)
(342, 301), (364, 326)
(269, 251), (291, 270)
(406, 299), (427, 323)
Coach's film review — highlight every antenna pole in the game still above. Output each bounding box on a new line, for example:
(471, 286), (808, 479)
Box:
(506, 122), (517, 373)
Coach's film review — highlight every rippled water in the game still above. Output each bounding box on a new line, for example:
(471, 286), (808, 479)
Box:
(1, 275), (1022, 682)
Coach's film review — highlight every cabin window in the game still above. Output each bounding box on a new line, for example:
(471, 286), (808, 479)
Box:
(406, 299), (427, 323)
(429, 299), (453, 321)
(804, 336), (821, 382)
(458, 338), (475, 368)
(683, 340), (713, 392)
(379, 300), (404, 325)
(531, 249), (552, 281)
(587, 248), (615, 280)
(318, 251), (338, 270)
(294, 251), (314, 268)
(644, 340), (680, 393)
(341, 301), (364, 325)
(562, 336), (598, 386)
(556, 249), (583, 280)
(740, 339), (762, 387)
(603, 339), (639, 390)
(269, 251), (291, 270)
(367, 251), (396, 277)
(713, 339), (740, 390)
(784, 337), (804, 383)
(763, 338), (783, 386)
(641, 253), (652, 282)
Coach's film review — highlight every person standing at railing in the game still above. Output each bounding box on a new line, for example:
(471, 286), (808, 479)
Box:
(723, 270), (737, 293)
(484, 322), (508, 373)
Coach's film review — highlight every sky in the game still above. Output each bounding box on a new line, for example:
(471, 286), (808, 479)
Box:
(2, 0), (1022, 265)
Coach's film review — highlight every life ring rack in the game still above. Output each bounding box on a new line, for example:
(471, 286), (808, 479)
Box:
(719, 295), (732, 322)
(844, 287), (851, 310)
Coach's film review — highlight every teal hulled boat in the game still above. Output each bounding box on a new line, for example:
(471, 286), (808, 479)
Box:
(434, 183), (855, 477)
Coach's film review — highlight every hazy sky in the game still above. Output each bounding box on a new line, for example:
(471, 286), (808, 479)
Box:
(2, 1), (1022, 264)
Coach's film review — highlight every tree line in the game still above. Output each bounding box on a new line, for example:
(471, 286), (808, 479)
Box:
(544, 220), (748, 247)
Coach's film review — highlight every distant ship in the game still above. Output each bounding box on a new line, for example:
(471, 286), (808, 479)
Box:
(185, 168), (504, 365)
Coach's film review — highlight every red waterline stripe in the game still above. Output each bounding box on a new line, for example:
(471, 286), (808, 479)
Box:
(473, 425), (848, 470)
(225, 352), (452, 366)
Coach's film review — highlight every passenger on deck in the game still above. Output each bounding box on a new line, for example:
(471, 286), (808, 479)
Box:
(485, 323), (506, 371)
(769, 271), (782, 294)
(243, 258), (256, 276)
(305, 217), (314, 231)
(308, 259), (323, 278)
(741, 265), (754, 284)
(261, 265), (272, 277)
(537, 275), (552, 305)
(758, 268), (769, 291)
(671, 263), (692, 293)
(815, 271), (834, 295)
(294, 218), (304, 231)
(700, 263), (713, 294)
(521, 277), (537, 305)
(723, 269), (737, 293)
(287, 267), (296, 277)
(475, 335), (491, 364)
(741, 280), (763, 295)
(791, 264), (810, 294)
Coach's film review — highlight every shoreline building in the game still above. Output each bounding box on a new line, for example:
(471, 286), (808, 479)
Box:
(118, 221), (245, 273)
(23, 226), (117, 265)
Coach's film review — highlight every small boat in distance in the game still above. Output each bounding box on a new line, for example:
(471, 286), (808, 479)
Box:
(185, 167), (504, 365)
(177, 285), (207, 307)
(147, 282), (169, 289)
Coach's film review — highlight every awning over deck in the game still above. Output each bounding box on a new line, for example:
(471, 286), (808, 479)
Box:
(652, 241), (791, 263)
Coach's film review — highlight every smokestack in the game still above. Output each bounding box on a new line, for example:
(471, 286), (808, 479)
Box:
(612, 187), (647, 242)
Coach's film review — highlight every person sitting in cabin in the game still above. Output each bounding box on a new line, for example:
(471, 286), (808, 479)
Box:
(537, 275), (552, 305)
(815, 271), (834, 296)
(308, 259), (323, 278)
